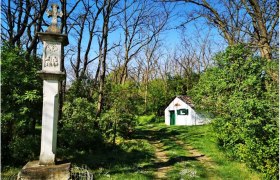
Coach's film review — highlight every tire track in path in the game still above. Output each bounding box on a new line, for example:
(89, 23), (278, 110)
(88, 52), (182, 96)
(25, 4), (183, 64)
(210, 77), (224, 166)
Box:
(149, 139), (171, 179)
(174, 138), (220, 180)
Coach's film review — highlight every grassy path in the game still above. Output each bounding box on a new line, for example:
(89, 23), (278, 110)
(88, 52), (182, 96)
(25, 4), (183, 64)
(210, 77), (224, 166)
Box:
(135, 124), (261, 180)
(134, 125), (215, 179)
(136, 125), (216, 179)
(144, 127), (217, 179)
(2, 123), (262, 179)
(173, 139), (218, 180)
(150, 140), (170, 179)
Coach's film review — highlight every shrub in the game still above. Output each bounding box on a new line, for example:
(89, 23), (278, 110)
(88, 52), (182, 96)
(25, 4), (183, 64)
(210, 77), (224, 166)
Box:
(136, 114), (156, 125)
(100, 109), (136, 143)
(99, 82), (140, 145)
(1, 44), (42, 166)
(190, 44), (278, 178)
(59, 98), (103, 151)
(8, 135), (40, 165)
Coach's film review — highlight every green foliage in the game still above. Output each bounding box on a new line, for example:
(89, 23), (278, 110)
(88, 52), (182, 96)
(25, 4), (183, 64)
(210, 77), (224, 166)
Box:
(100, 108), (135, 142)
(66, 73), (96, 102)
(62, 80), (142, 150)
(144, 72), (199, 116)
(144, 79), (170, 116)
(1, 44), (42, 166)
(136, 114), (156, 125)
(8, 135), (40, 165)
(101, 82), (141, 144)
(166, 72), (199, 95)
(59, 97), (102, 150)
(107, 81), (144, 114)
(190, 44), (278, 178)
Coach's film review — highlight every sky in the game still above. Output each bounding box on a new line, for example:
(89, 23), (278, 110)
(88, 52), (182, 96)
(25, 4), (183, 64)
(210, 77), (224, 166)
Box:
(2, 0), (227, 81)
(58, 1), (227, 81)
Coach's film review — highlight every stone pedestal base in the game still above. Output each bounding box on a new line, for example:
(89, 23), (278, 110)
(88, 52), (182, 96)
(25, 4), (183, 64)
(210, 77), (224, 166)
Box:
(17, 161), (71, 180)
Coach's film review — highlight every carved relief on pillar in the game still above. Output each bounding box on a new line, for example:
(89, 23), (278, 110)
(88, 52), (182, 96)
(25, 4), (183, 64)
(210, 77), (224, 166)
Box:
(45, 56), (59, 67)
(44, 44), (59, 67)
(43, 42), (61, 71)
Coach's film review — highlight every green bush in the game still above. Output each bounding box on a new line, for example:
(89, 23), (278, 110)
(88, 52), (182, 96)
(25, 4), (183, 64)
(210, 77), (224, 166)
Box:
(8, 135), (40, 165)
(65, 74), (96, 102)
(1, 44), (42, 166)
(190, 44), (278, 178)
(59, 98), (103, 150)
(99, 82), (140, 144)
(100, 109), (135, 143)
(136, 114), (156, 125)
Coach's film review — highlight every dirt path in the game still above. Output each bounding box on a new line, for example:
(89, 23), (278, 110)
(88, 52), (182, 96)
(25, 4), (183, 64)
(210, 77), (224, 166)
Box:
(145, 135), (172, 179)
(146, 129), (217, 179)
(150, 140), (171, 179)
(174, 139), (219, 179)
(175, 140), (215, 168)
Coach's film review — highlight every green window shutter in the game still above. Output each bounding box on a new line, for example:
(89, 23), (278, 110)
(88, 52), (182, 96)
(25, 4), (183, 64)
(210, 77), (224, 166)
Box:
(177, 109), (188, 115)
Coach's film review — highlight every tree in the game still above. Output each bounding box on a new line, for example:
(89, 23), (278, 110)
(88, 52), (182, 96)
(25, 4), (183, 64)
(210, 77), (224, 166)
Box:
(175, 26), (218, 73)
(116, 0), (170, 84)
(101, 81), (142, 145)
(165, 0), (278, 59)
(190, 44), (278, 178)
(68, 0), (104, 80)
(1, 0), (49, 56)
(240, 0), (278, 59)
(139, 36), (162, 112)
(96, 0), (120, 117)
(1, 44), (42, 165)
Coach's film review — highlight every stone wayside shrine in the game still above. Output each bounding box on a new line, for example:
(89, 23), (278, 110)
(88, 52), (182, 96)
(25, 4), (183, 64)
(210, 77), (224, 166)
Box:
(17, 4), (70, 180)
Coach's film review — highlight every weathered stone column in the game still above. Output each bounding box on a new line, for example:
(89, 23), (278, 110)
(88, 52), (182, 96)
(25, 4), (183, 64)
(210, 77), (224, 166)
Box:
(37, 33), (68, 165)
(17, 4), (71, 180)
(37, 4), (68, 165)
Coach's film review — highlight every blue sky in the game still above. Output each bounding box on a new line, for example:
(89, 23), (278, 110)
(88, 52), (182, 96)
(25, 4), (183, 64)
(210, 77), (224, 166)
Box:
(2, 0), (227, 81)
(58, 1), (227, 80)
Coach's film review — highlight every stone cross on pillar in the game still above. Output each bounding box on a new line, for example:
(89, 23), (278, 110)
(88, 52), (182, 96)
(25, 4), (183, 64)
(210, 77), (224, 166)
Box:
(17, 4), (70, 179)
(46, 4), (63, 33)
(37, 4), (68, 166)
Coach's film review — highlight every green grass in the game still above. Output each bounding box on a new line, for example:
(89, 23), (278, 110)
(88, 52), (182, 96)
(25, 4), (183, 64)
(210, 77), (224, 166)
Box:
(136, 124), (212, 179)
(57, 138), (157, 179)
(136, 114), (156, 125)
(2, 123), (263, 179)
(1, 167), (20, 179)
(159, 124), (262, 179)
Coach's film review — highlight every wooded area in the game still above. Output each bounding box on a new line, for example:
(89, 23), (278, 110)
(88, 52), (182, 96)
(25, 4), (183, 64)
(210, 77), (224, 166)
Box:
(1, 0), (279, 179)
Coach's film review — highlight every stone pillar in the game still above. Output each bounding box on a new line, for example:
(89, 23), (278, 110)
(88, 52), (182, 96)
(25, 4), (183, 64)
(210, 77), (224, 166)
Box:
(37, 3), (68, 165)
(17, 4), (71, 179)
(37, 33), (68, 165)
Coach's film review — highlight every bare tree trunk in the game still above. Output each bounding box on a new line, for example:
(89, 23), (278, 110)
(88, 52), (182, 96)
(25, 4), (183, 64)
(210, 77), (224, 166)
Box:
(96, 0), (118, 117)
(11, 0), (31, 46)
(241, 0), (275, 60)
(118, 0), (170, 84)
(142, 37), (160, 112)
(81, 1), (104, 77)
(170, 0), (278, 60)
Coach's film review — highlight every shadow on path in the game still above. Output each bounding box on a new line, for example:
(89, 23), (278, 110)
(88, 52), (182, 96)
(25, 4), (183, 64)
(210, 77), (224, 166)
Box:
(58, 124), (205, 179)
(133, 125), (204, 179)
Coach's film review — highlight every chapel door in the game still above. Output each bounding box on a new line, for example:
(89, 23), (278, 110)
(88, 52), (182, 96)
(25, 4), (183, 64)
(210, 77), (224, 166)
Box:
(170, 110), (175, 125)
